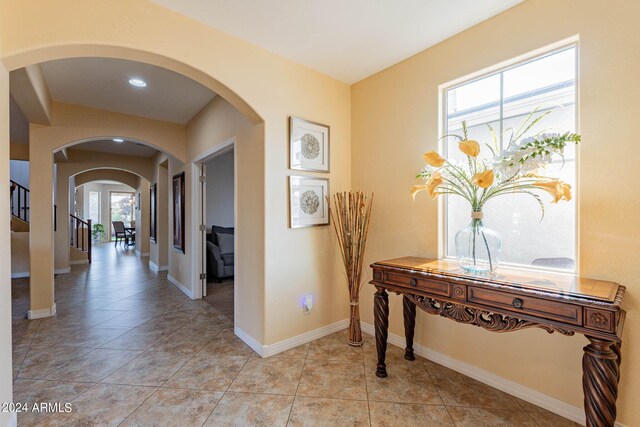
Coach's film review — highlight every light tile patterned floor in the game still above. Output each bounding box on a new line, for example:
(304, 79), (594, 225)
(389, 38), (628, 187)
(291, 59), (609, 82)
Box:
(11, 244), (579, 426)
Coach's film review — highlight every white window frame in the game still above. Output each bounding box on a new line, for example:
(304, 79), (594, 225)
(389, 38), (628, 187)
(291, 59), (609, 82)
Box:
(88, 190), (101, 224)
(437, 37), (580, 275)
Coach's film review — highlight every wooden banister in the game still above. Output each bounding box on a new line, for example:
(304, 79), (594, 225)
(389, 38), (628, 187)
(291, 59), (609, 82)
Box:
(70, 214), (92, 263)
(10, 179), (30, 223)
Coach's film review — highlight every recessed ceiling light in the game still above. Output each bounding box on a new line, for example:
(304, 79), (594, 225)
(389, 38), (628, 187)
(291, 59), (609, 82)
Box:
(128, 78), (147, 88)
(112, 138), (124, 143)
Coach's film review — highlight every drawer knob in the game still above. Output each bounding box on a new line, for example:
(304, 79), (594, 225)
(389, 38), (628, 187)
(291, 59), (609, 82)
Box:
(409, 278), (417, 287)
(512, 298), (523, 309)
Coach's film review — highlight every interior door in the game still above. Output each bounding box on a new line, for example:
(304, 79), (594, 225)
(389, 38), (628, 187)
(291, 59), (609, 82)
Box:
(200, 163), (207, 297)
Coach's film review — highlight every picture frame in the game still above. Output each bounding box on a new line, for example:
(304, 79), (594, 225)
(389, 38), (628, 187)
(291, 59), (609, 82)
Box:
(289, 116), (330, 172)
(149, 183), (157, 244)
(288, 175), (330, 228)
(172, 172), (185, 253)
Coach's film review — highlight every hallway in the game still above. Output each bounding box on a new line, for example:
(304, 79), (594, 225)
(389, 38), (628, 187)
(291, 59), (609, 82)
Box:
(11, 245), (576, 426)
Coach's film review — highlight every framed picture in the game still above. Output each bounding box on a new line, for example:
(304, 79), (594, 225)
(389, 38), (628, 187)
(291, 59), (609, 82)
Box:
(172, 172), (185, 253)
(288, 175), (330, 228)
(149, 183), (157, 243)
(289, 116), (330, 172)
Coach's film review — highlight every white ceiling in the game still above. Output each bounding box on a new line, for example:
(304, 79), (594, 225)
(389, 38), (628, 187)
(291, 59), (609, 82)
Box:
(151, 0), (524, 83)
(40, 57), (216, 124)
(71, 139), (159, 158)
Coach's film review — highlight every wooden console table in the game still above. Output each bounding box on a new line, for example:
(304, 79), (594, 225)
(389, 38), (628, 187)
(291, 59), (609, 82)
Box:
(370, 257), (626, 427)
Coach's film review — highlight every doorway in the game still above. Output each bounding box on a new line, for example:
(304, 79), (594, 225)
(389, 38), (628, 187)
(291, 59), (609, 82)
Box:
(196, 141), (236, 325)
(109, 191), (135, 240)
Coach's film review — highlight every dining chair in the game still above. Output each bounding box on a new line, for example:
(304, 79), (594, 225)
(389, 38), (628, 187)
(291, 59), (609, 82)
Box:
(112, 221), (127, 246)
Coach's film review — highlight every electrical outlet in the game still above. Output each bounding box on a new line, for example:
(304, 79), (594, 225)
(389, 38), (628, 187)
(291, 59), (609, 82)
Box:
(301, 295), (313, 314)
(179, 264), (182, 272)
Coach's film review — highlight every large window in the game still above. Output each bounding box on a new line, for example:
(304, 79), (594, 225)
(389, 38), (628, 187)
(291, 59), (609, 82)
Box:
(443, 46), (577, 272)
(88, 191), (100, 224)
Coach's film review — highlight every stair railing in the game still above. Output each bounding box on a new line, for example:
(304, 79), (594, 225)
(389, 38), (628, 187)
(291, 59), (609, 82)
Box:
(69, 214), (92, 263)
(10, 180), (30, 223)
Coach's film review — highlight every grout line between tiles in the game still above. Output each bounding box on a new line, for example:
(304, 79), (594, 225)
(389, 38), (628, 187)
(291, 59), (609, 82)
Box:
(200, 346), (255, 427)
(423, 358), (458, 427)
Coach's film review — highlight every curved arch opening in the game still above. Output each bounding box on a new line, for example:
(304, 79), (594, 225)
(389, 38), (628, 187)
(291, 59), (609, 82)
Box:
(56, 137), (180, 164)
(3, 44), (264, 125)
(8, 41), (267, 365)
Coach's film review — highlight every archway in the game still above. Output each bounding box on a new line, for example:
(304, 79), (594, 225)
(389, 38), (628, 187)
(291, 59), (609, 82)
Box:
(3, 44), (263, 126)
(71, 169), (146, 257)
(3, 54), (268, 395)
(53, 136), (169, 272)
(3, 2), (353, 362)
(0, 8), (355, 426)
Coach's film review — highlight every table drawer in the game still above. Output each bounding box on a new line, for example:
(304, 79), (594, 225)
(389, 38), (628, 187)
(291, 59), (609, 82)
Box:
(468, 287), (582, 325)
(385, 272), (450, 297)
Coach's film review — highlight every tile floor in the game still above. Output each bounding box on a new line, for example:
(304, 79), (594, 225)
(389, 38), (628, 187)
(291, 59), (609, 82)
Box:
(11, 244), (579, 426)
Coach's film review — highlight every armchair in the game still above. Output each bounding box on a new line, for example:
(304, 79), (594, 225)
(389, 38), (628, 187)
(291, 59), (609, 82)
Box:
(206, 225), (234, 281)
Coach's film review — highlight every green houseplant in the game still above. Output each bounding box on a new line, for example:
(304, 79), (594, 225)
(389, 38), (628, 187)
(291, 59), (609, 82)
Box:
(92, 223), (105, 243)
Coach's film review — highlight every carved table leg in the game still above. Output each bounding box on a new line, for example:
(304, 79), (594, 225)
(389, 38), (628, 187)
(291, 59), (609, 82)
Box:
(403, 295), (416, 361)
(374, 286), (389, 378)
(612, 342), (622, 384)
(582, 337), (619, 427)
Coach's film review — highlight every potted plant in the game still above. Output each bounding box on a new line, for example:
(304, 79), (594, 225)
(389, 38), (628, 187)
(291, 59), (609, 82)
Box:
(92, 223), (105, 243)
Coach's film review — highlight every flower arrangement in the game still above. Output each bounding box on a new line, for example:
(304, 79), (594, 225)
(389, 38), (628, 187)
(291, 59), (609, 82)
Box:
(411, 109), (580, 272)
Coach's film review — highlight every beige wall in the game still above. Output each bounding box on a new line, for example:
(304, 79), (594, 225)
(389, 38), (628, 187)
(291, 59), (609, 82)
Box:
(1, 0), (351, 396)
(40, 102), (186, 161)
(149, 155), (169, 270)
(167, 158), (190, 289)
(75, 169), (139, 189)
(0, 39), (13, 427)
(1, 0), (351, 348)
(352, 0), (640, 424)
(10, 231), (29, 276)
(186, 96), (265, 340)
(135, 177), (150, 255)
(10, 141), (27, 160)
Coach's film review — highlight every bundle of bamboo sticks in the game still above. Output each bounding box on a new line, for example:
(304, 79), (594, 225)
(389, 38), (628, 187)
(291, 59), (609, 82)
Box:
(328, 191), (374, 347)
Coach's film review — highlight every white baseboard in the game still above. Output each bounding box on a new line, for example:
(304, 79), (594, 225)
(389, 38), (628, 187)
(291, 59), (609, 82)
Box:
(28, 303), (57, 319)
(263, 319), (350, 358)
(361, 322), (627, 427)
(69, 260), (88, 265)
(54, 267), (71, 273)
(11, 272), (29, 279)
(234, 326), (266, 357)
(234, 319), (349, 359)
(135, 250), (150, 257)
(167, 274), (194, 299)
(149, 261), (168, 272)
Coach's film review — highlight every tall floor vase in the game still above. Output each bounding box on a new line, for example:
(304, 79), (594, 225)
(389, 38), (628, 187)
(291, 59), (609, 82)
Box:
(348, 300), (363, 347)
(328, 192), (374, 348)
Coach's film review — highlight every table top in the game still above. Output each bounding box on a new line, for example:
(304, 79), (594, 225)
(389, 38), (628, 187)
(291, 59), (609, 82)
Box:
(372, 257), (621, 303)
